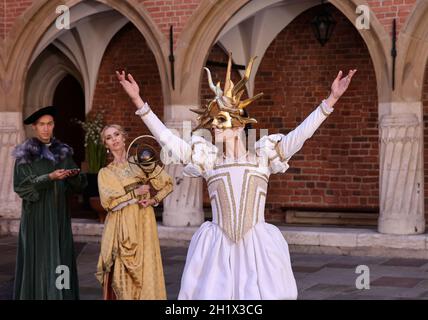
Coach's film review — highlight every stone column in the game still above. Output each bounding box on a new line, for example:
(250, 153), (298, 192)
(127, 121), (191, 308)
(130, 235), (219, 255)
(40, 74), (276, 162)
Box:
(378, 113), (425, 234)
(0, 113), (24, 218)
(161, 117), (205, 227)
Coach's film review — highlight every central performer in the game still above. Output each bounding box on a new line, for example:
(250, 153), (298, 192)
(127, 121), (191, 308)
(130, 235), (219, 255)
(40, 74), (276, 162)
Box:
(116, 53), (356, 299)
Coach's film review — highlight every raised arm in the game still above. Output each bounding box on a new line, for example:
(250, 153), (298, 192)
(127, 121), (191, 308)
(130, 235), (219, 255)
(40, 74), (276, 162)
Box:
(116, 71), (191, 164)
(279, 69), (357, 160)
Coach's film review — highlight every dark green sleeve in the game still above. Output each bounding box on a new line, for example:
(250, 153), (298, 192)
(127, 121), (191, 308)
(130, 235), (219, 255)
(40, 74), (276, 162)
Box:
(13, 161), (53, 202)
(64, 156), (88, 193)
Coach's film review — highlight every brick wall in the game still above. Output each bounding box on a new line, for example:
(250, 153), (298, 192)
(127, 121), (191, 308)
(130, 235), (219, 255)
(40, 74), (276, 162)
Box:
(140, 0), (201, 45)
(3, 0), (424, 221)
(1, 0), (34, 39)
(366, 0), (417, 34)
(0, 1), (419, 41)
(0, 0), (203, 42)
(0, 0), (4, 39)
(91, 23), (164, 160)
(252, 4), (379, 222)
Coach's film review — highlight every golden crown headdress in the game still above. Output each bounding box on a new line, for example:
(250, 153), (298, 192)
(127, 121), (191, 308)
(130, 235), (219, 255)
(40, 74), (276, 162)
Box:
(191, 52), (263, 130)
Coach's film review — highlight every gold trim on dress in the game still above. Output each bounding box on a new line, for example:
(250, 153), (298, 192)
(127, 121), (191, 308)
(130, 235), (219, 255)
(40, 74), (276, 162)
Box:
(213, 162), (259, 170)
(207, 168), (268, 242)
(207, 172), (238, 241)
(238, 170), (268, 240)
(256, 192), (266, 224)
(275, 140), (287, 162)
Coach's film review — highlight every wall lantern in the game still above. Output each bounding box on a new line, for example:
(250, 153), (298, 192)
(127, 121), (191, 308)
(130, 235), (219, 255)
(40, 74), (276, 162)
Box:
(311, 0), (336, 46)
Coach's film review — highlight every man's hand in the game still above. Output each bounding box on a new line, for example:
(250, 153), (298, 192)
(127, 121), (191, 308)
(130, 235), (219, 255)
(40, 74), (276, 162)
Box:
(326, 69), (357, 108)
(66, 168), (80, 176)
(135, 184), (150, 196)
(49, 169), (70, 180)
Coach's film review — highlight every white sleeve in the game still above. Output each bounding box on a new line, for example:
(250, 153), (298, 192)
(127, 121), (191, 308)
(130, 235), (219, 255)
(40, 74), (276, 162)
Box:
(183, 135), (218, 178)
(279, 100), (333, 161)
(135, 102), (192, 164)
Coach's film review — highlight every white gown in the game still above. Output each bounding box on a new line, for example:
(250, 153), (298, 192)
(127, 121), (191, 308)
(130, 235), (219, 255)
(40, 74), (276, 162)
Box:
(136, 100), (334, 300)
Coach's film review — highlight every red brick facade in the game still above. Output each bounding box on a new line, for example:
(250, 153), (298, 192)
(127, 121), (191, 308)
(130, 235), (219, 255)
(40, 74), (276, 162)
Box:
(0, 1), (4, 39)
(2, 0), (427, 224)
(1, 0), (34, 39)
(252, 5), (379, 221)
(91, 23), (164, 149)
(366, 0), (417, 34)
(140, 0), (201, 44)
(0, 1), (419, 41)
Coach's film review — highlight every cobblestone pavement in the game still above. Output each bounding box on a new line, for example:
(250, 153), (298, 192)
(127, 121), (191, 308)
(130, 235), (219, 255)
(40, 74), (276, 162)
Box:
(1, 235), (428, 300)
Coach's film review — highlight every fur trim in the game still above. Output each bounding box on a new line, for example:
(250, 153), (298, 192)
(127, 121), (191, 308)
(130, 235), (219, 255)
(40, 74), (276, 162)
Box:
(13, 137), (73, 165)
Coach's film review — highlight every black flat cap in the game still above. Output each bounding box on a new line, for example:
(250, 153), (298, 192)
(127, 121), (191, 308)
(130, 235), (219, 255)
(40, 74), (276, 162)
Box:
(23, 106), (57, 125)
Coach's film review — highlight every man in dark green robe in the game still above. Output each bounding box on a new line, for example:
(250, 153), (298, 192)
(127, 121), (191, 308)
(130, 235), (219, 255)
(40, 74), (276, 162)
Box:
(12, 106), (87, 300)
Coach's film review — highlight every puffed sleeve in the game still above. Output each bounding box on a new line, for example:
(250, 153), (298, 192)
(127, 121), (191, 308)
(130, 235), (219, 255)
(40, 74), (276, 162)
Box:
(256, 100), (333, 174)
(255, 134), (290, 174)
(13, 162), (54, 202)
(183, 135), (218, 178)
(97, 168), (138, 212)
(150, 167), (173, 204)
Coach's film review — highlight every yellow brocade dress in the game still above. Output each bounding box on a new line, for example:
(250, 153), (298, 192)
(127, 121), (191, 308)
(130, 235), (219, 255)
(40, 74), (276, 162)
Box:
(95, 162), (173, 300)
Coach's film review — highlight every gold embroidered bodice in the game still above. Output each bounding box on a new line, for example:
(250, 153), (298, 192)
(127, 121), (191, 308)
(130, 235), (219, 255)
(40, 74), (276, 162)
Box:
(206, 160), (270, 242)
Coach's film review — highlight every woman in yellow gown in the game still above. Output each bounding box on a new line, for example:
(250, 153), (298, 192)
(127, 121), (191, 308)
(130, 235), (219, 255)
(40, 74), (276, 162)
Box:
(95, 124), (173, 300)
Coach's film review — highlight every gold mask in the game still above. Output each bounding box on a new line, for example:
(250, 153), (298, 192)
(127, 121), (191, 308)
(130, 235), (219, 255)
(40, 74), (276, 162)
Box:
(191, 52), (264, 130)
(212, 111), (232, 129)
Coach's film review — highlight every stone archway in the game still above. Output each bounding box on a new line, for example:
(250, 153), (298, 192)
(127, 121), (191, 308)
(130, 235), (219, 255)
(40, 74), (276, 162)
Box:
(28, 4), (129, 114)
(378, 0), (428, 235)
(177, 0), (386, 222)
(24, 45), (83, 125)
(91, 22), (165, 145)
(398, 0), (428, 102)
(1, 0), (170, 114)
(250, 4), (379, 224)
(175, 0), (425, 234)
(0, 0), (170, 219)
(175, 0), (390, 106)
